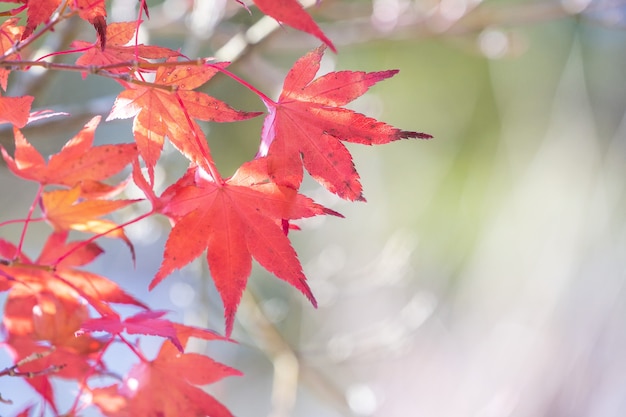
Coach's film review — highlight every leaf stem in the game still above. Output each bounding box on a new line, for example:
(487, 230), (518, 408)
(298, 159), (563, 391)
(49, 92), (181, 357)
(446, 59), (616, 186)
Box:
(118, 334), (148, 363)
(173, 91), (223, 184)
(0, 217), (43, 229)
(204, 62), (276, 105)
(52, 209), (153, 268)
(69, 337), (114, 415)
(15, 185), (43, 261)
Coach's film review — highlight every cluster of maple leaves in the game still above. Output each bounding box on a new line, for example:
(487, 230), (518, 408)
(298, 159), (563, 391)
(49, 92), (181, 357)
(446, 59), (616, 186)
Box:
(0, 1), (430, 416)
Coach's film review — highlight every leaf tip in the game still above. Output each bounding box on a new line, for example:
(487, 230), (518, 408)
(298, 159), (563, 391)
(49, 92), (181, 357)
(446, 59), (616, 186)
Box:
(224, 310), (235, 338)
(402, 131), (433, 140)
(92, 15), (107, 50)
(148, 272), (166, 291)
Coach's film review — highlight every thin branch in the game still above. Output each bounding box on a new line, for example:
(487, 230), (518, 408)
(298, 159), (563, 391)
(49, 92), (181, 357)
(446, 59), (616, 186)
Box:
(239, 290), (353, 417)
(15, 184), (43, 261)
(0, 347), (66, 379)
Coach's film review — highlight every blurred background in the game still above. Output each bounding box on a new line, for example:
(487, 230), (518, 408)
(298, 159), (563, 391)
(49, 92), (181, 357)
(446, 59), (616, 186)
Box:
(2, 0), (626, 416)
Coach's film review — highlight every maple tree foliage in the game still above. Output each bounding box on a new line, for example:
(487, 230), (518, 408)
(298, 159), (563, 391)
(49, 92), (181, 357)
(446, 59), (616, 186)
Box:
(0, 1), (431, 416)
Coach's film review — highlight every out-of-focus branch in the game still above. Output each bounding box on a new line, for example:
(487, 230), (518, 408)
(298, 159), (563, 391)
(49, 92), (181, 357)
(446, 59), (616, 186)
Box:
(238, 290), (353, 417)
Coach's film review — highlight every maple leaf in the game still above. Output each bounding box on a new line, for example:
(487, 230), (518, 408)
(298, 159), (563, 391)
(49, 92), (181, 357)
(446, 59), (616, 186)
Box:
(260, 45), (432, 201)
(0, 18), (24, 90)
(3, 286), (106, 409)
(91, 340), (239, 417)
(21, 0), (59, 40)
(22, 0), (107, 49)
(0, 94), (33, 128)
(36, 229), (103, 268)
(79, 313), (227, 355)
(107, 62), (262, 182)
(251, 0), (336, 52)
(152, 158), (339, 335)
(80, 310), (185, 352)
(0, 231), (147, 315)
(75, 0), (108, 49)
(40, 185), (138, 257)
(72, 22), (180, 76)
(1, 116), (138, 196)
(1, 231), (148, 410)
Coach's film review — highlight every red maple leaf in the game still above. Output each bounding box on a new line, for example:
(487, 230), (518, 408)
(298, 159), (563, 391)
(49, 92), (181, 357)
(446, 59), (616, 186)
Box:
(3, 286), (107, 410)
(107, 62), (261, 182)
(151, 158), (339, 335)
(1, 116), (138, 196)
(91, 339), (239, 417)
(260, 45), (432, 201)
(22, 0), (107, 49)
(0, 231), (147, 315)
(72, 22), (180, 75)
(251, 0), (336, 52)
(80, 310), (185, 352)
(0, 231), (148, 410)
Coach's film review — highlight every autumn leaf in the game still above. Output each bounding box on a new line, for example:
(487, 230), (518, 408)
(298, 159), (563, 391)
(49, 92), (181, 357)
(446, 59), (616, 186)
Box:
(0, 230), (149, 409)
(4, 287), (103, 357)
(0, 94), (33, 128)
(80, 310), (185, 352)
(36, 229), (103, 268)
(75, 0), (108, 49)
(22, 0), (107, 49)
(79, 310), (227, 352)
(153, 158), (339, 335)
(0, 231), (147, 314)
(1, 116), (138, 196)
(260, 45), (432, 201)
(251, 0), (336, 52)
(21, 0), (59, 41)
(107, 61), (261, 182)
(72, 22), (180, 75)
(0, 18), (24, 90)
(3, 286), (107, 409)
(91, 340), (239, 417)
(42, 183), (132, 233)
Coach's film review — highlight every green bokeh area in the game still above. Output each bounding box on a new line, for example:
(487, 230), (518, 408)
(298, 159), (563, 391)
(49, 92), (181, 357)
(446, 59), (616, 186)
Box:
(2, 1), (626, 416)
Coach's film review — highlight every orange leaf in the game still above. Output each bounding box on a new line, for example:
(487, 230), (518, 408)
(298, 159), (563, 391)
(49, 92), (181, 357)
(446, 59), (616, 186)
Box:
(107, 62), (261, 182)
(1, 116), (137, 195)
(40, 186), (138, 262)
(0, 94), (33, 128)
(41, 186), (135, 234)
(73, 22), (180, 75)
